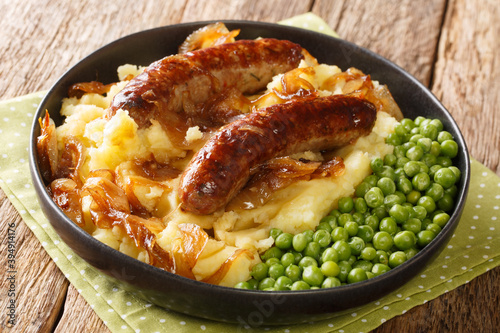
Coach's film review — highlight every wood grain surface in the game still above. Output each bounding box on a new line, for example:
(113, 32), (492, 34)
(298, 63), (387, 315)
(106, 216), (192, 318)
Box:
(0, 0), (498, 332)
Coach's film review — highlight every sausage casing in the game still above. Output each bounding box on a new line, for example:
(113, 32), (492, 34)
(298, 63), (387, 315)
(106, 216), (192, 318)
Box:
(107, 38), (305, 129)
(179, 95), (378, 215)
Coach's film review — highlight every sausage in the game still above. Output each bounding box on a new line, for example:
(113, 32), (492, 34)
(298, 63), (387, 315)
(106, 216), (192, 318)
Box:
(107, 38), (305, 129)
(178, 95), (377, 215)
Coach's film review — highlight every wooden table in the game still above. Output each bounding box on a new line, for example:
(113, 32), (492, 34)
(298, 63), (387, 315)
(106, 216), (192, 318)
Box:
(1, 0), (499, 331)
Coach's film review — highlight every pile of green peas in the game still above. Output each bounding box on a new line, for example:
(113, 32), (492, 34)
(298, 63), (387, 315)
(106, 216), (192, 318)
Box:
(234, 116), (461, 291)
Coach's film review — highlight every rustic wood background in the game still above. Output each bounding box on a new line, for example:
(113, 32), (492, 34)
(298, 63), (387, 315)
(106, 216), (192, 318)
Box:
(1, 0), (498, 332)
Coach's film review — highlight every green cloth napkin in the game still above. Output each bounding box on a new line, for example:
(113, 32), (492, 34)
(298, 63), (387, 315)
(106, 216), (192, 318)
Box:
(1, 14), (499, 333)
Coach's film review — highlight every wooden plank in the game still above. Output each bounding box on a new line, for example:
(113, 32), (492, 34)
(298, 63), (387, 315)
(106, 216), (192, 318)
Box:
(311, 0), (446, 86)
(432, 0), (500, 175)
(0, 190), (68, 332)
(54, 285), (111, 333)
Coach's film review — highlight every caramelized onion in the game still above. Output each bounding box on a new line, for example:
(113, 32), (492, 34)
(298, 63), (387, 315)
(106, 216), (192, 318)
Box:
(227, 156), (345, 210)
(202, 248), (254, 285)
(178, 22), (240, 54)
(68, 81), (115, 99)
(37, 111), (59, 183)
(50, 178), (84, 227)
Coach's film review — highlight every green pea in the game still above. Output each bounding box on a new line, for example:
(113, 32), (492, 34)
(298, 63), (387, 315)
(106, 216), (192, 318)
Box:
(302, 266), (325, 287)
(321, 277), (341, 288)
(376, 165), (396, 181)
(420, 124), (438, 140)
(412, 172), (431, 191)
(274, 276), (292, 290)
(394, 230), (416, 250)
(365, 187), (385, 208)
(409, 134), (424, 143)
(404, 160), (421, 177)
(395, 123), (409, 137)
(445, 185), (458, 198)
(360, 246), (377, 261)
(372, 206), (388, 220)
(332, 240), (352, 261)
(389, 204), (410, 224)
(356, 225), (375, 243)
(384, 153), (397, 166)
(425, 183), (444, 202)
(331, 226), (349, 242)
(302, 229), (314, 243)
(234, 281), (252, 289)
(429, 141), (441, 156)
(372, 263), (391, 276)
(373, 250), (389, 265)
(404, 248), (419, 260)
(433, 212), (450, 228)
(426, 223), (442, 235)
(321, 261), (340, 277)
(348, 236), (365, 256)
(304, 241), (321, 260)
(384, 193), (404, 209)
(280, 252), (296, 268)
(261, 246), (282, 262)
(338, 213), (354, 227)
(406, 145), (424, 161)
(328, 209), (342, 218)
(321, 247), (339, 263)
(396, 177), (413, 194)
(313, 229), (332, 248)
(292, 233), (308, 252)
(401, 118), (416, 130)
(448, 166), (461, 180)
(298, 256), (318, 269)
(421, 153), (437, 167)
(379, 217), (398, 235)
(265, 258), (281, 266)
(352, 259), (373, 272)
(437, 131), (453, 143)
(417, 137), (432, 153)
(417, 195), (437, 214)
(352, 212), (365, 224)
(337, 261), (352, 282)
(251, 262), (269, 281)
(364, 174), (379, 187)
(389, 251), (407, 268)
(275, 232), (293, 250)
(258, 277), (275, 290)
(354, 197), (368, 214)
(386, 132), (402, 146)
(396, 156), (410, 169)
(402, 217), (422, 234)
(291, 280), (310, 290)
(406, 190), (421, 205)
(377, 177), (396, 196)
(372, 231), (394, 251)
(412, 205), (428, 220)
(316, 221), (334, 233)
(417, 230), (436, 248)
(440, 140), (458, 158)
(365, 214), (380, 230)
(370, 157), (384, 173)
(285, 264), (301, 282)
(355, 181), (372, 198)
(347, 267), (368, 284)
(414, 116), (426, 126)
(429, 119), (444, 132)
(269, 228), (282, 240)
(436, 156), (451, 168)
(437, 193), (455, 212)
(434, 167), (457, 189)
(344, 221), (359, 237)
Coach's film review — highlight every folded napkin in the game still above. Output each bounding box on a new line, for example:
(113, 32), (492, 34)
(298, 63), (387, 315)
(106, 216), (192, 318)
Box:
(1, 14), (499, 333)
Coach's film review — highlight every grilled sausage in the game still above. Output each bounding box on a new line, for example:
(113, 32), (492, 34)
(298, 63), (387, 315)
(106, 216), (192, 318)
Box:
(179, 95), (377, 215)
(107, 38), (305, 129)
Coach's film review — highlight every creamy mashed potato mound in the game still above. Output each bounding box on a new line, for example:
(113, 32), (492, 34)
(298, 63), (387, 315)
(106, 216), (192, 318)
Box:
(50, 61), (399, 287)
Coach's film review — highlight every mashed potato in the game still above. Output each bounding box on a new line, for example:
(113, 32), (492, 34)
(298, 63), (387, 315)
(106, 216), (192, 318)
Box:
(47, 60), (399, 287)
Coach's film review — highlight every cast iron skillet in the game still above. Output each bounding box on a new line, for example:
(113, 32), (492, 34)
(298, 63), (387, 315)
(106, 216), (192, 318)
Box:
(29, 20), (470, 325)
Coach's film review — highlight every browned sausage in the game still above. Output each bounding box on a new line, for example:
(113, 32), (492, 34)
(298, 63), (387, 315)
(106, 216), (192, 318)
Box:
(107, 38), (305, 130)
(178, 95), (377, 215)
